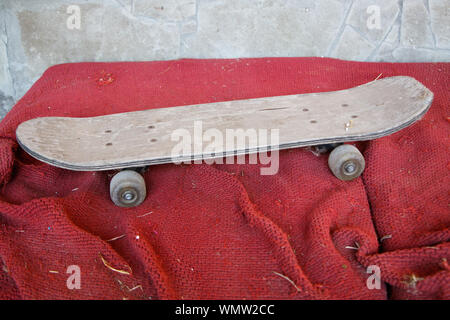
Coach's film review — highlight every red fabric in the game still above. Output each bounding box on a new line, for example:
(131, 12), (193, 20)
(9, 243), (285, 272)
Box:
(0, 58), (448, 300)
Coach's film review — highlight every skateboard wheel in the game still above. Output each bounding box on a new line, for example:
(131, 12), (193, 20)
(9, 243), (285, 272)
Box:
(328, 144), (365, 181)
(110, 170), (146, 207)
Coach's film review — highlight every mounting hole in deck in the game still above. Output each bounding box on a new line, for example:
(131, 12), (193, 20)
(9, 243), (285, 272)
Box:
(106, 143), (112, 146)
(105, 130), (112, 133)
(148, 125), (155, 129)
(342, 104), (349, 107)
(310, 120), (317, 124)
(151, 138), (157, 142)
(302, 108), (309, 112)
(351, 115), (358, 118)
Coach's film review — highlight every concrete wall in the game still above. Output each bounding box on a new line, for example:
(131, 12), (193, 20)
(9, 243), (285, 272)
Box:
(1, 0), (449, 118)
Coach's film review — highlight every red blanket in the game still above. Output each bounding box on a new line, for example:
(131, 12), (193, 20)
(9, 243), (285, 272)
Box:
(0, 58), (448, 300)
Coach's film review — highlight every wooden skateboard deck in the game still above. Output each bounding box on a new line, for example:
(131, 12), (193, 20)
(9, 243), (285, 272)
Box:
(16, 76), (433, 171)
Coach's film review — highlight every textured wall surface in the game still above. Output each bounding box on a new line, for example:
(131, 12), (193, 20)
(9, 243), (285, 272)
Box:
(1, 0), (449, 118)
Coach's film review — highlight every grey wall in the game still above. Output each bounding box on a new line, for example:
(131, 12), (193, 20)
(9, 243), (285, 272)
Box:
(1, 0), (449, 118)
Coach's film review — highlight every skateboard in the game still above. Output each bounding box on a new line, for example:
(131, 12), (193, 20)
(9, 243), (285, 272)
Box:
(16, 76), (433, 207)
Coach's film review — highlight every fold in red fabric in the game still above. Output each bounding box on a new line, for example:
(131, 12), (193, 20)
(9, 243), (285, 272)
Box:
(0, 58), (448, 299)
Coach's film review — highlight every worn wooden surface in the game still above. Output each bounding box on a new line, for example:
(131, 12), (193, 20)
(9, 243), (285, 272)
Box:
(16, 76), (433, 171)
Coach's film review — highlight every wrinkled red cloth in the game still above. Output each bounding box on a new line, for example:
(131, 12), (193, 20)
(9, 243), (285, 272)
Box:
(0, 58), (448, 300)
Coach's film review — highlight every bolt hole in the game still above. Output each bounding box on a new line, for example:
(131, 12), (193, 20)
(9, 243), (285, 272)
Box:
(105, 130), (112, 133)
(342, 104), (349, 107)
(310, 120), (317, 124)
(151, 138), (157, 142)
(302, 108), (309, 112)
(351, 115), (358, 118)
(148, 125), (155, 129)
(106, 142), (112, 146)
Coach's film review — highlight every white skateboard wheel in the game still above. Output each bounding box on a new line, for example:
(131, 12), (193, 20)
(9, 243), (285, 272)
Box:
(328, 144), (365, 181)
(110, 170), (146, 207)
